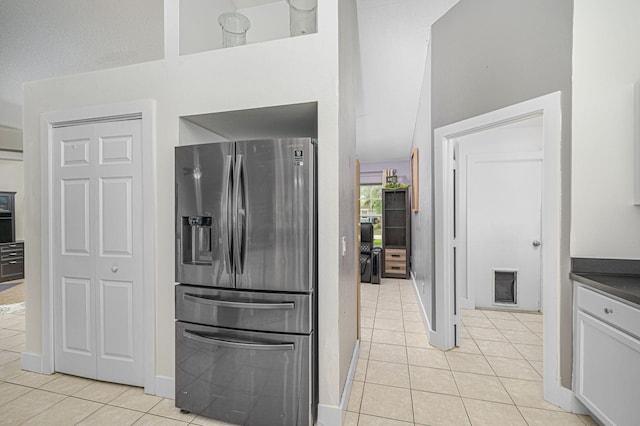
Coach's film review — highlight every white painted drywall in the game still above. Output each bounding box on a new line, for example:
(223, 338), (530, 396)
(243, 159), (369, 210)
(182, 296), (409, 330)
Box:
(0, 159), (24, 241)
(572, 0), (640, 259)
(23, 0), (357, 416)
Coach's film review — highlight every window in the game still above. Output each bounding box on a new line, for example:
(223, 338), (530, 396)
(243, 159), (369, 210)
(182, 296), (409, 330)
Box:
(360, 184), (382, 247)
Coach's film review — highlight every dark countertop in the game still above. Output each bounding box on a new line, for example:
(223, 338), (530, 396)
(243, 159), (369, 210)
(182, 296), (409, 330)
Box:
(571, 273), (640, 306)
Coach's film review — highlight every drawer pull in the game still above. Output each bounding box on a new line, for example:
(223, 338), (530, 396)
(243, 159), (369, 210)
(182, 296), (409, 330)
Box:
(184, 293), (295, 310)
(183, 330), (295, 351)
(604, 308), (614, 314)
(391, 254), (401, 258)
(9, 261), (17, 264)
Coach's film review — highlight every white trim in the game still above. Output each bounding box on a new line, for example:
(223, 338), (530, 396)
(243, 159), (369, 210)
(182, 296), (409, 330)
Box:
(410, 270), (434, 338)
(40, 100), (157, 392)
(634, 81), (640, 205)
(21, 352), (43, 373)
(433, 92), (573, 410)
(154, 375), (176, 399)
(0, 150), (23, 161)
(317, 341), (360, 426)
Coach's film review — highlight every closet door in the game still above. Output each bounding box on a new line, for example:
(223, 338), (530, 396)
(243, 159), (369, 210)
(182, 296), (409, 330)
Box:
(52, 119), (144, 386)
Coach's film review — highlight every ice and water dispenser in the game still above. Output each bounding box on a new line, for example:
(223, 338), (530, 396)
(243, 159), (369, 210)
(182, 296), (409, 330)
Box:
(181, 216), (214, 266)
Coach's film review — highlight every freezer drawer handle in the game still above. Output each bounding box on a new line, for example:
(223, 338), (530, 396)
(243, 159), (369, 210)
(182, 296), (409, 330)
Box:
(184, 293), (295, 310)
(183, 330), (295, 351)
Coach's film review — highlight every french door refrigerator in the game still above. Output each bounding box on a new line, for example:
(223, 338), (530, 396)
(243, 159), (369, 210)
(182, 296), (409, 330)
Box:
(175, 138), (317, 426)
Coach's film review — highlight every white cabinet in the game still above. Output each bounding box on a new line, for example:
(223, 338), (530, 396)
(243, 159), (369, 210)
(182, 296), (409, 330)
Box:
(574, 284), (640, 426)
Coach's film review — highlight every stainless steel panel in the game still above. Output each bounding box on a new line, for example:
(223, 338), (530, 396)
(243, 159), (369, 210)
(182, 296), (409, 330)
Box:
(175, 143), (234, 288)
(235, 138), (316, 293)
(175, 285), (312, 334)
(175, 321), (314, 426)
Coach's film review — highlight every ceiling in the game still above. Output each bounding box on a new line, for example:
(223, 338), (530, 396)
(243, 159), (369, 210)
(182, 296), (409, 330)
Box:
(0, 0), (455, 162)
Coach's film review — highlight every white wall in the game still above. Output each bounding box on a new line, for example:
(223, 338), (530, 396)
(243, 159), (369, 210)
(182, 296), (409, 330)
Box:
(572, 0), (640, 259)
(0, 159), (24, 241)
(23, 0), (357, 417)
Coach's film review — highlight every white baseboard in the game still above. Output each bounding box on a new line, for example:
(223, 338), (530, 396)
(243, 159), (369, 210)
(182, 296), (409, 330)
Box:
(458, 297), (475, 309)
(317, 341), (360, 426)
(21, 352), (43, 374)
(154, 376), (175, 399)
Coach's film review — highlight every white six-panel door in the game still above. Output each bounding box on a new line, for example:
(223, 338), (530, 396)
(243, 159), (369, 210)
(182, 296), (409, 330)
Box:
(52, 119), (144, 386)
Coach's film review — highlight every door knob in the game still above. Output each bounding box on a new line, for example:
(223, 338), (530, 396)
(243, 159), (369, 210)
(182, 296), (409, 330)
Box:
(111, 265), (119, 273)
(532, 241), (541, 247)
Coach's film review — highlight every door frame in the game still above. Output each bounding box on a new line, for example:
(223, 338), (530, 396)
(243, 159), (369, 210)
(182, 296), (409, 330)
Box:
(432, 92), (578, 410)
(40, 100), (156, 394)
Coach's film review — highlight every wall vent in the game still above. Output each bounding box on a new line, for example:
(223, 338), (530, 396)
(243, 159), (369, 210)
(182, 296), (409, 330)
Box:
(494, 270), (517, 305)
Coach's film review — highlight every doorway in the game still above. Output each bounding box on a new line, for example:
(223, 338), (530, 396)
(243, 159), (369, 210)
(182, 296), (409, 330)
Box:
(40, 101), (156, 393)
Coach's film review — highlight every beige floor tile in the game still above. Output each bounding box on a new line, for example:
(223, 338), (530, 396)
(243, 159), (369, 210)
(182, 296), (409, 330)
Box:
(365, 360), (410, 388)
(0, 333), (24, 350)
(22, 396), (102, 425)
(347, 380), (364, 412)
(451, 338), (482, 355)
(375, 309), (403, 320)
(411, 390), (470, 425)
(409, 365), (459, 396)
(529, 360), (544, 376)
(0, 329), (20, 340)
(457, 326), (472, 339)
(461, 316), (495, 329)
(404, 332), (432, 349)
(371, 329), (405, 346)
(445, 351), (495, 375)
(460, 309), (486, 318)
(361, 299), (377, 309)
(407, 347), (449, 369)
(0, 389), (66, 425)
(5, 369), (58, 388)
(361, 327), (373, 342)
(374, 317), (404, 332)
(72, 380), (130, 404)
(513, 343), (543, 361)
(453, 371), (512, 404)
(511, 312), (543, 323)
(463, 398), (527, 426)
(486, 356), (542, 381)
(133, 413), (189, 425)
(369, 342), (408, 364)
(501, 329), (542, 345)
(482, 310), (516, 320)
(0, 358), (22, 380)
(342, 411), (359, 426)
(402, 303), (420, 312)
(402, 310), (423, 322)
(148, 398), (196, 422)
(359, 341), (371, 359)
(361, 316), (374, 328)
(500, 377), (563, 411)
(377, 302), (402, 312)
(466, 326), (508, 342)
(475, 340), (523, 359)
(361, 307), (376, 318)
(577, 414), (600, 426)
(361, 289), (379, 302)
(78, 405), (144, 425)
(0, 381), (32, 406)
(40, 374), (94, 395)
(354, 358), (368, 382)
(489, 319), (530, 332)
(403, 320), (426, 333)
(360, 383), (413, 423)
(110, 387), (163, 412)
(0, 349), (20, 366)
(518, 406), (585, 426)
(358, 413), (413, 425)
(523, 321), (544, 334)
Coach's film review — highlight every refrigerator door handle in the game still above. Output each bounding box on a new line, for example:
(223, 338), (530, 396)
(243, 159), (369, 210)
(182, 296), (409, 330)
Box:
(183, 330), (295, 351)
(234, 155), (247, 275)
(222, 155), (234, 274)
(183, 293), (295, 310)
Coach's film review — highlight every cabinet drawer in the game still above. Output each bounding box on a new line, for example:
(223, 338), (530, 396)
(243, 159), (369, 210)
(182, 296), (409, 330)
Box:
(385, 261), (406, 274)
(576, 284), (640, 338)
(0, 243), (22, 253)
(1, 259), (23, 278)
(385, 249), (406, 262)
(1, 250), (22, 261)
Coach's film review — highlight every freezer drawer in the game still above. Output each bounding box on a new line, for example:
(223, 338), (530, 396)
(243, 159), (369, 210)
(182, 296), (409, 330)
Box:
(176, 285), (312, 334)
(175, 321), (315, 426)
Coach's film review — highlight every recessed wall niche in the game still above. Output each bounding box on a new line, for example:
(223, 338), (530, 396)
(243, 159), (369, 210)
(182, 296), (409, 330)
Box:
(180, 0), (318, 56)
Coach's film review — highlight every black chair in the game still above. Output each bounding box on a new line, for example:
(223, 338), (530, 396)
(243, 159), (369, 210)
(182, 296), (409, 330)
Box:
(360, 223), (374, 283)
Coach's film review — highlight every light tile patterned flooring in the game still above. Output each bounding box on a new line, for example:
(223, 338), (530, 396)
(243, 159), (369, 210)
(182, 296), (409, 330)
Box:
(346, 278), (598, 426)
(0, 279), (598, 425)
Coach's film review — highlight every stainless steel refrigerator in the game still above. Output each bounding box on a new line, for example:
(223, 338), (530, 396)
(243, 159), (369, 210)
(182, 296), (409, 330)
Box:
(174, 138), (317, 426)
